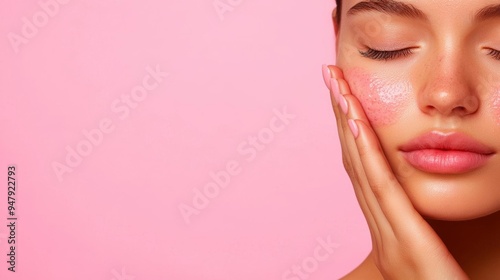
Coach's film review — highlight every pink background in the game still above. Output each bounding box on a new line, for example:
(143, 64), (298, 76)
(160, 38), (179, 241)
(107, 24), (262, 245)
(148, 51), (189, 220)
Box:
(0, 0), (370, 279)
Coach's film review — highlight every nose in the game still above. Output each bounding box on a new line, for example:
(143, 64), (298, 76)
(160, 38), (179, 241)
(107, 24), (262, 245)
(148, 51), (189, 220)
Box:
(417, 54), (480, 117)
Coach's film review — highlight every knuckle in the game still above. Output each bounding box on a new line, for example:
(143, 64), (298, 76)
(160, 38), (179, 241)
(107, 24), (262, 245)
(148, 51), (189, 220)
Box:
(370, 174), (399, 201)
(359, 139), (383, 158)
(370, 179), (392, 201)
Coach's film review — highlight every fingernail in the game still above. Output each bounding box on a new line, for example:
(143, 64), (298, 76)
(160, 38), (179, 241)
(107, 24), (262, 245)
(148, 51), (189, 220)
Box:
(339, 94), (349, 115)
(330, 78), (340, 104)
(322, 64), (332, 90)
(348, 119), (359, 138)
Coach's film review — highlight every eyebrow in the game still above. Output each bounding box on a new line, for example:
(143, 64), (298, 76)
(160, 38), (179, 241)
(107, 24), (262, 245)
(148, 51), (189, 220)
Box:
(475, 4), (500, 22)
(347, 1), (500, 22)
(347, 0), (427, 20)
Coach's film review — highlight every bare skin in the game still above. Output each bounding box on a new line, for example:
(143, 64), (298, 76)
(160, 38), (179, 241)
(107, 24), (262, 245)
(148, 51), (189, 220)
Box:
(323, 0), (500, 279)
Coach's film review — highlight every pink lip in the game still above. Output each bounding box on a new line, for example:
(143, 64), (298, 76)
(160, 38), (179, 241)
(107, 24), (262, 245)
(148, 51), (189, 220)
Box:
(399, 131), (495, 174)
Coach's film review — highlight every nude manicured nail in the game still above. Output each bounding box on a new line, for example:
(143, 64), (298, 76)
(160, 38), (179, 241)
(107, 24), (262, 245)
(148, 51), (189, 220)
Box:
(348, 119), (359, 138)
(340, 94), (349, 115)
(322, 64), (332, 90)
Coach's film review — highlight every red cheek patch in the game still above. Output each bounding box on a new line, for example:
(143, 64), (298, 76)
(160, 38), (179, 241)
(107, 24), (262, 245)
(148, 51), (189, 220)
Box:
(344, 68), (412, 126)
(489, 87), (500, 126)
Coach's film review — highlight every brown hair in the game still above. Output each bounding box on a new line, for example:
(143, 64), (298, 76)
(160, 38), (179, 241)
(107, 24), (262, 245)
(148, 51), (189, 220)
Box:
(335, 0), (342, 23)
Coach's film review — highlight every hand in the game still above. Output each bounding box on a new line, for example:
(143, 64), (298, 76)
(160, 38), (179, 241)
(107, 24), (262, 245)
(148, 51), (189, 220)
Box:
(322, 64), (469, 280)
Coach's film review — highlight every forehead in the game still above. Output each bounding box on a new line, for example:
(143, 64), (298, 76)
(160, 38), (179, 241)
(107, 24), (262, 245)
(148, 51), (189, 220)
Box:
(341, 0), (500, 23)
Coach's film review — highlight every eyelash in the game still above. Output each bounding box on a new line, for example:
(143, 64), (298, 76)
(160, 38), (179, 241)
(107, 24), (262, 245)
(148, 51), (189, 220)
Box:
(359, 47), (414, 61)
(359, 47), (500, 61)
(487, 49), (500, 60)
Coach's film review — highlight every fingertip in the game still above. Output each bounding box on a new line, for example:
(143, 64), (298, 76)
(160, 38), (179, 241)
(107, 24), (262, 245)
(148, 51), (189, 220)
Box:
(350, 119), (374, 142)
(322, 64), (332, 90)
(330, 65), (345, 80)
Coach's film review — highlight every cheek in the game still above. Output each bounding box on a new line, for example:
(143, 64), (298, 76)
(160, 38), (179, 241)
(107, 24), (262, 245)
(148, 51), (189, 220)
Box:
(345, 68), (412, 126)
(489, 87), (500, 126)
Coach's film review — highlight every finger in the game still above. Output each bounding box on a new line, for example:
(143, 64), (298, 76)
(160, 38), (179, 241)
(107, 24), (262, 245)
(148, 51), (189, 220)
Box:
(329, 78), (349, 168)
(327, 67), (383, 246)
(334, 102), (387, 249)
(326, 67), (350, 169)
(330, 68), (396, 243)
(329, 65), (345, 81)
(328, 67), (355, 171)
(330, 78), (375, 225)
(337, 80), (391, 222)
(349, 118), (424, 238)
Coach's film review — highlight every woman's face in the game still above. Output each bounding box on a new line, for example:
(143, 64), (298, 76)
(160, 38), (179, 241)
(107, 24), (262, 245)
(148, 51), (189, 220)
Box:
(335, 0), (500, 220)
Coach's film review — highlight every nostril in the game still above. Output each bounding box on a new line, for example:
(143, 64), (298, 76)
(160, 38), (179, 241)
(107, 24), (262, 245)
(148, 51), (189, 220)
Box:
(425, 92), (480, 116)
(454, 106), (468, 115)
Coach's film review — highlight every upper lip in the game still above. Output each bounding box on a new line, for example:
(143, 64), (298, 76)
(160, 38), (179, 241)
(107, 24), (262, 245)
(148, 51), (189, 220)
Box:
(399, 131), (495, 155)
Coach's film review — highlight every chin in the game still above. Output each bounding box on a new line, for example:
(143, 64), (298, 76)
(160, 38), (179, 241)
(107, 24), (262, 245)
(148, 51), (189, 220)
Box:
(395, 168), (500, 221)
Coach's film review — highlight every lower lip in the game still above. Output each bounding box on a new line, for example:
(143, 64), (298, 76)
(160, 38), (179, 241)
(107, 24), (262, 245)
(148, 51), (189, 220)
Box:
(401, 149), (492, 174)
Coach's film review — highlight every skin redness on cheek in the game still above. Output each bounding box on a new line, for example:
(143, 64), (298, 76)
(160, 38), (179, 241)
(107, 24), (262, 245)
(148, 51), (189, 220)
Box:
(490, 87), (500, 126)
(344, 68), (412, 126)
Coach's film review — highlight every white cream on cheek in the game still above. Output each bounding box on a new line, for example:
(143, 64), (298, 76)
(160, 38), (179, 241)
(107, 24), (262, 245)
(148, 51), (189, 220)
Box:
(489, 87), (500, 126)
(344, 68), (413, 126)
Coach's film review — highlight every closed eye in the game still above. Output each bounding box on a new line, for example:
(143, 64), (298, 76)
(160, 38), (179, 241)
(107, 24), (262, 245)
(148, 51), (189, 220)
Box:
(487, 48), (500, 60)
(359, 47), (414, 61)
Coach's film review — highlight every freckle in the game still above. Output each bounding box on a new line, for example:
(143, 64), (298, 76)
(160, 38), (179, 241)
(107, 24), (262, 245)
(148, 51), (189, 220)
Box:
(344, 68), (412, 126)
(489, 87), (500, 126)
